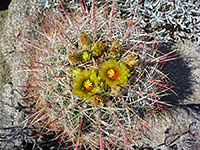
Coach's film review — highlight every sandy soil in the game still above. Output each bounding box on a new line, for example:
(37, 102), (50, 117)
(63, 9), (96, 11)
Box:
(0, 10), (11, 93)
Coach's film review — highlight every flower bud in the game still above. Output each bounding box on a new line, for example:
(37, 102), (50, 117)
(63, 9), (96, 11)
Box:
(110, 85), (121, 96)
(91, 41), (107, 56)
(68, 49), (79, 66)
(79, 50), (90, 63)
(90, 95), (104, 106)
(79, 32), (91, 50)
(107, 41), (121, 58)
(123, 53), (138, 68)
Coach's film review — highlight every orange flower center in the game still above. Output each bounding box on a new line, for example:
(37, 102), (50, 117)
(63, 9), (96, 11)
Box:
(107, 68), (120, 80)
(83, 79), (93, 92)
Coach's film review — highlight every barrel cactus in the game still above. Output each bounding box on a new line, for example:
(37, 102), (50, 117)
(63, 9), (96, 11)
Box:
(15, 0), (176, 149)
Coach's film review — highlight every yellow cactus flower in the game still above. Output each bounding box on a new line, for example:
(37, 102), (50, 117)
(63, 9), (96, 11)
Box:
(72, 68), (82, 79)
(91, 41), (107, 56)
(79, 32), (91, 50)
(73, 69), (100, 100)
(99, 60), (129, 86)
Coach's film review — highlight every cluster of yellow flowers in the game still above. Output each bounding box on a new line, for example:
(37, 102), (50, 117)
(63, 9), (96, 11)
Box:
(69, 33), (138, 106)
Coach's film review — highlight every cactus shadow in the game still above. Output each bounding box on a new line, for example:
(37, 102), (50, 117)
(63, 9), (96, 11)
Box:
(158, 42), (193, 105)
(0, 0), (12, 10)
